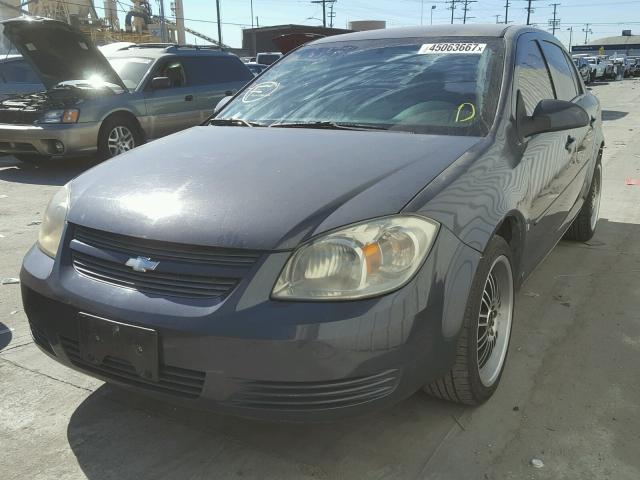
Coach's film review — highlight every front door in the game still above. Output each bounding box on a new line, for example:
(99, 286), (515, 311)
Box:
(143, 59), (202, 139)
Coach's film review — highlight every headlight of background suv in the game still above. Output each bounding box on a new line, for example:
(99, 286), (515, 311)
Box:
(40, 109), (79, 124)
(272, 215), (439, 300)
(37, 184), (70, 258)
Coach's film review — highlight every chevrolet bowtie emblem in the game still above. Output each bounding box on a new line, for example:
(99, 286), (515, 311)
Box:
(125, 256), (160, 273)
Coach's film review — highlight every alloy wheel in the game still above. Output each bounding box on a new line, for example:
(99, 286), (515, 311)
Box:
(477, 255), (514, 387)
(107, 125), (136, 156)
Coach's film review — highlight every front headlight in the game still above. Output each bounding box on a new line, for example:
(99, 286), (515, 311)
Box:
(272, 215), (439, 300)
(37, 184), (70, 258)
(40, 109), (79, 124)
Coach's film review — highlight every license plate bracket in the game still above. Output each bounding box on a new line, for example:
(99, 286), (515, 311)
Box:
(78, 313), (159, 382)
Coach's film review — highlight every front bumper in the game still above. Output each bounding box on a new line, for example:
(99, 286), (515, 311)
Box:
(0, 122), (100, 157)
(21, 226), (480, 421)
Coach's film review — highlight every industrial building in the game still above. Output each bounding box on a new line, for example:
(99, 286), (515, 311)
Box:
(572, 30), (640, 57)
(241, 25), (352, 56)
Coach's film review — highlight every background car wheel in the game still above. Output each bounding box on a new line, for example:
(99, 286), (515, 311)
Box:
(424, 235), (514, 405)
(14, 154), (49, 165)
(98, 115), (142, 160)
(564, 161), (602, 242)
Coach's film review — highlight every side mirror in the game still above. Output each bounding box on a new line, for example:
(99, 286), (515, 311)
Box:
(516, 91), (590, 138)
(151, 76), (171, 90)
(213, 95), (233, 115)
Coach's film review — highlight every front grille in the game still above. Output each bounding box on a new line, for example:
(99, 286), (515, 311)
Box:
(70, 225), (261, 299)
(72, 251), (238, 298)
(74, 226), (261, 266)
(0, 109), (39, 125)
(60, 336), (206, 399)
(226, 370), (400, 411)
(29, 321), (55, 355)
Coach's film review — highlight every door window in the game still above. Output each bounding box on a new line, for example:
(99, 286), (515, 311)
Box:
(0, 59), (41, 84)
(540, 41), (580, 101)
(515, 39), (555, 115)
(157, 60), (186, 88)
(181, 56), (253, 86)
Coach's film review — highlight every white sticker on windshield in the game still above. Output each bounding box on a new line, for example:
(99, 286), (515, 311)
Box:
(25, 43), (36, 51)
(418, 43), (487, 54)
(242, 81), (279, 103)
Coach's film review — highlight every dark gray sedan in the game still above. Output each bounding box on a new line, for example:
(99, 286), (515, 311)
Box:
(21, 25), (603, 421)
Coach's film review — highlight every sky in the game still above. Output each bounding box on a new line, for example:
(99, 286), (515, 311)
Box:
(115, 0), (640, 50)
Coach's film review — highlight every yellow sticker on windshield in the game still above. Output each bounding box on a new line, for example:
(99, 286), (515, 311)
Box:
(418, 43), (487, 54)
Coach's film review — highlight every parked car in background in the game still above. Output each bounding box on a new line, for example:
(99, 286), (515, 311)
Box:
(0, 54), (43, 100)
(631, 58), (640, 77)
(583, 55), (607, 81)
(256, 51), (282, 65)
(245, 62), (268, 76)
(0, 17), (253, 164)
(22, 25), (604, 421)
(572, 56), (591, 83)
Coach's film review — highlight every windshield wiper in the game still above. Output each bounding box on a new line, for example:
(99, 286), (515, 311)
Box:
(209, 118), (264, 127)
(269, 121), (389, 131)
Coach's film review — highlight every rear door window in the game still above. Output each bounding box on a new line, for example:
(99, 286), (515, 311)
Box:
(540, 41), (580, 101)
(181, 56), (253, 86)
(515, 39), (555, 115)
(0, 59), (41, 84)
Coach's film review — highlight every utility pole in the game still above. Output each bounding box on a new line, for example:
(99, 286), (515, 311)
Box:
(462, 0), (476, 24)
(582, 23), (592, 44)
(158, 0), (166, 42)
(328, 1), (335, 28)
(494, 14), (501, 23)
(548, 3), (560, 36)
(525, 0), (537, 26)
(250, 0), (254, 28)
(431, 5), (436, 25)
(504, 0), (510, 24)
(447, 0), (458, 24)
(567, 26), (573, 51)
(216, 0), (222, 47)
(310, 0), (336, 28)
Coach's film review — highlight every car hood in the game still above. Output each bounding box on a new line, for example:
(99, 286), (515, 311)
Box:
(0, 16), (126, 91)
(68, 127), (480, 251)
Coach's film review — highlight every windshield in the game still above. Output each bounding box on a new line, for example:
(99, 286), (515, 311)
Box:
(107, 57), (153, 89)
(219, 37), (504, 136)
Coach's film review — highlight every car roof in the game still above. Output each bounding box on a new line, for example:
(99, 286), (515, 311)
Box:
(105, 45), (239, 60)
(310, 24), (533, 44)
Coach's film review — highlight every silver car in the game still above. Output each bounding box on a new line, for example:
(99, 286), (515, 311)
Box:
(0, 17), (252, 164)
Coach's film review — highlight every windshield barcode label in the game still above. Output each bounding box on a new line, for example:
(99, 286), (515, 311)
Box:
(418, 43), (487, 54)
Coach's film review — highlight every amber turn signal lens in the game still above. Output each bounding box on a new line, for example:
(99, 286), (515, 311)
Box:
(62, 110), (79, 123)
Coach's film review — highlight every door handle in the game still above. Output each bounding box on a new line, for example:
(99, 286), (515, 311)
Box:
(185, 94), (193, 101)
(565, 135), (576, 151)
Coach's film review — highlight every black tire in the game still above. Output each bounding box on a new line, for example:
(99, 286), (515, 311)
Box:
(14, 154), (49, 165)
(97, 115), (143, 160)
(424, 236), (515, 405)
(564, 161), (602, 242)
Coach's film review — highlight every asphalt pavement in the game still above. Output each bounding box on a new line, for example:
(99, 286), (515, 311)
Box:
(1, 78), (639, 480)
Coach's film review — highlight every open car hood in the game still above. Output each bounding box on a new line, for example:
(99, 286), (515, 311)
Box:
(0, 16), (126, 90)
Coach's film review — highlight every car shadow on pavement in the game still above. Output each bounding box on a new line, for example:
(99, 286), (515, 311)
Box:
(602, 110), (629, 122)
(0, 322), (12, 351)
(67, 384), (463, 479)
(0, 155), (97, 186)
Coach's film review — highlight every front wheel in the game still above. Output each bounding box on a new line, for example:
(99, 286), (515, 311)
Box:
(97, 116), (142, 160)
(424, 236), (514, 405)
(564, 162), (602, 242)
